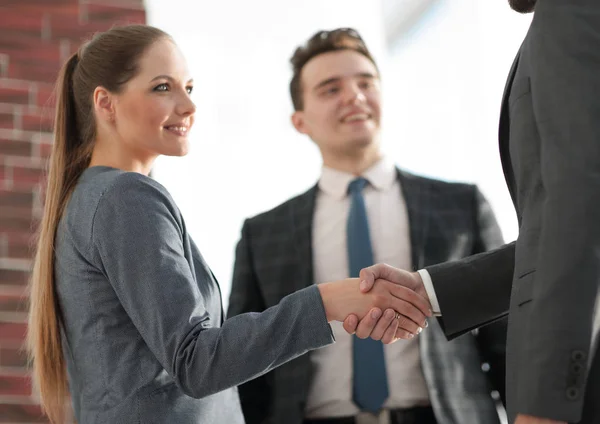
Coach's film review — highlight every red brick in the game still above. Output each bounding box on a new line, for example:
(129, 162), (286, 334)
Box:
(11, 164), (45, 190)
(7, 233), (35, 260)
(0, 33), (61, 64)
(8, 60), (60, 85)
(2, 0), (75, 6)
(0, 322), (27, 342)
(0, 31), (39, 53)
(0, 375), (31, 396)
(0, 41), (63, 83)
(36, 84), (56, 108)
(49, 19), (117, 42)
(85, 0), (145, 9)
(0, 345), (28, 368)
(0, 218), (36, 234)
(0, 269), (30, 287)
(0, 138), (32, 157)
(0, 164), (7, 186)
(39, 140), (53, 158)
(0, 293), (28, 314)
(0, 207), (34, 233)
(8, 245), (34, 260)
(0, 403), (48, 423)
(85, 3), (145, 24)
(0, 86), (30, 105)
(20, 111), (54, 133)
(0, 112), (14, 130)
(0, 7), (48, 37)
(33, 133), (55, 158)
(0, 189), (34, 208)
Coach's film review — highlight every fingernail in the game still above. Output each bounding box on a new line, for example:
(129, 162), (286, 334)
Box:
(407, 333), (415, 338)
(371, 309), (381, 319)
(385, 309), (395, 319)
(417, 327), (423, 334)
(360, 280), (367, 290)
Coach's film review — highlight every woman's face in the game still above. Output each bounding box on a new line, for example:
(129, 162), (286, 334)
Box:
(111, 38), (196, 160)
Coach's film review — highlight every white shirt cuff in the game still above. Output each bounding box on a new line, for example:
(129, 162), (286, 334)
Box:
(417, 269), (441, 316)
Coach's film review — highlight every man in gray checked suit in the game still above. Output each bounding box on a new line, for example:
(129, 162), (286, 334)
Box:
(227, 28), (507, 424)
(356, 1), (600, 423)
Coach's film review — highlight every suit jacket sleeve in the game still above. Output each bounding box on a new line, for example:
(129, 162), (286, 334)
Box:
(426, 239), (515, 340)
(91, 177), (334, 401)
(227, 220), (272, 424)
(512, 1), (600, 420)
(470, 187), (508, 407)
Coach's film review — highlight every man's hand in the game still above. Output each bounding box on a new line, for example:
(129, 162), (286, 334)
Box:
(342, 264), (432, 342)
(514, 414), (566, 424)
(359, 263), (429, 301)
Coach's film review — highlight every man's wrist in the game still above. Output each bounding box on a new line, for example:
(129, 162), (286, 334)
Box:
(417, 269), (441, 316)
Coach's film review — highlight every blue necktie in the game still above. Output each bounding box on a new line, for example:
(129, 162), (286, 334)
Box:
(347, 177), (389, 413)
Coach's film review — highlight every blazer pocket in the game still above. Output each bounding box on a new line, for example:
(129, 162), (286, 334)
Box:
(509, 77), (531, 107)
(513, 269), (535, 306)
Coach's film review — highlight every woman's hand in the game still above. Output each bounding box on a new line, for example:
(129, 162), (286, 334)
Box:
(318, 278), (432, 341)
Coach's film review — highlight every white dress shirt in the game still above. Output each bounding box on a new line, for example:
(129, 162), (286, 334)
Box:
(305, 158), (430, 419)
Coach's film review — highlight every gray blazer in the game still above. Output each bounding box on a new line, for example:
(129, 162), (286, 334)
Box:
(426, 1), (600, 422)
(228, 169), (508, 424)
(54, 166), (334, 423)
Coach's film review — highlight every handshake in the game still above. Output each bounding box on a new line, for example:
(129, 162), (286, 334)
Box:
(318, 264), (432, 344)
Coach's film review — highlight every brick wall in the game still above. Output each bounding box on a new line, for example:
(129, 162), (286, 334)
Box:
(0, 2), (146, 422)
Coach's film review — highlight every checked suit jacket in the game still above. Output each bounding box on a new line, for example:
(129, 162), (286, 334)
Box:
(227, 169), (508, 424)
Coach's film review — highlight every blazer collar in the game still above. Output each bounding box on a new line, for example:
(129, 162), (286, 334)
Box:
(499, 49), (521, 208)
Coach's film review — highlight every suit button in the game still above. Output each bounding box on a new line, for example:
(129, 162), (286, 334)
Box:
(571, 362), (584, 375)
(566, 387), (580, 400)
(572, 350), (586, 362)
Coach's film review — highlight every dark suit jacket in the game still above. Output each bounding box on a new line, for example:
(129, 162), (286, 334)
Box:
(228, 169), (507, 424)
(426, 1), (600, 423)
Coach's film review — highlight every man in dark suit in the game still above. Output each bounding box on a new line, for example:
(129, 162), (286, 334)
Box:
(355, 1), (600, 423)
(227, 28), (507, 424)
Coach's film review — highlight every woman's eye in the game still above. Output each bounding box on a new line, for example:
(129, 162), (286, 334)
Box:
(154, 83), (169, 92)
(186, 86), (193, 94)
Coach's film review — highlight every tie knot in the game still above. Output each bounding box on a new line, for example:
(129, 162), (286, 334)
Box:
(348, 177), (368, 195)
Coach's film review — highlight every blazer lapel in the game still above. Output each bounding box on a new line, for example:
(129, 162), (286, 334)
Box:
(289, 171), (432, 281)
(290, 184), (318, 292)
(397, 169), (430, 270)
(499, 50), (521, 208)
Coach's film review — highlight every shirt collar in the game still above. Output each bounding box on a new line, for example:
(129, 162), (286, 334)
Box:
(318, 157), (397, 200)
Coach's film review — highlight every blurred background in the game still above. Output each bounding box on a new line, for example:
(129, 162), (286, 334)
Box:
(0, 0), (530, 421)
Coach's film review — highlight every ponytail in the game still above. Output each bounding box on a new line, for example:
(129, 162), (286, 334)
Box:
(27, 51), (92, 424)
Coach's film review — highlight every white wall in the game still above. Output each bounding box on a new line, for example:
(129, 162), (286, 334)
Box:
(146, 0), (532, 309)
(145, 0), (387, 308)
(380, 0), (532, 242)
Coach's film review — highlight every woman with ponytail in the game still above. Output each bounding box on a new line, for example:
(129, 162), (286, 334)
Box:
(27, 24), (431, 424)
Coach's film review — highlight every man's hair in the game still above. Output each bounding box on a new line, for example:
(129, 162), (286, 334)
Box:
(289, 28), (378, 111)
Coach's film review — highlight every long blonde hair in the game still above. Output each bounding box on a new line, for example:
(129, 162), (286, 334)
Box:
(27, 24), (169, 423)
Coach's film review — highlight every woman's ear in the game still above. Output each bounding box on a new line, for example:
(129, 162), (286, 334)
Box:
(93, 86), (116, 124)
